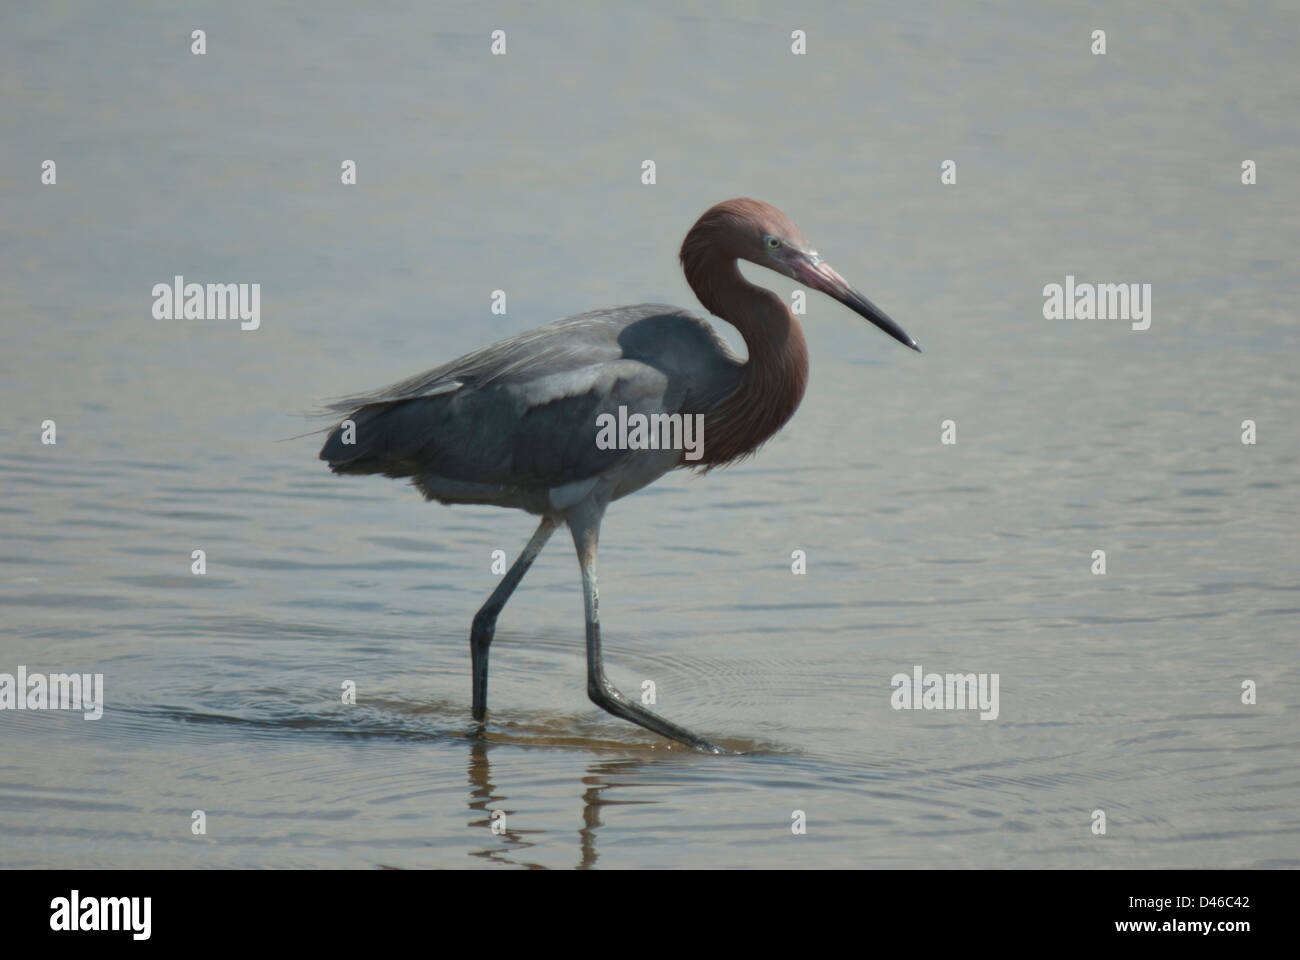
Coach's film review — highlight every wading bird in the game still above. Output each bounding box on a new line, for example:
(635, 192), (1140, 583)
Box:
(320, 198), (919, 753)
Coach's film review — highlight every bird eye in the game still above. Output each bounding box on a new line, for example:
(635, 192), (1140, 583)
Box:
(764, 235), (781, 249)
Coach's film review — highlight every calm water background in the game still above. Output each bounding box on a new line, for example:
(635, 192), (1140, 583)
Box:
(2, 2), (1297, 869)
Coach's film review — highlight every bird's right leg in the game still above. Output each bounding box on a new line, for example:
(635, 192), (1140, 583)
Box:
(471, 516), (557, 721)
(568, 508), (734, 755)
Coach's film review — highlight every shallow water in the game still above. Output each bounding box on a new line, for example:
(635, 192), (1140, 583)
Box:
(2, 1), (1298, 868)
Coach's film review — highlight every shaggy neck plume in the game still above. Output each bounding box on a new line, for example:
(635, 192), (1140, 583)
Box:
(680, 242), (810, 468)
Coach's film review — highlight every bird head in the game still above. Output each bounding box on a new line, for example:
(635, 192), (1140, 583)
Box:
(686, 198), (921, 353)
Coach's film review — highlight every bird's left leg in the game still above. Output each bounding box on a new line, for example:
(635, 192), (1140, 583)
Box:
(471, 516), (558, 721)
(568, 506), (733, 755)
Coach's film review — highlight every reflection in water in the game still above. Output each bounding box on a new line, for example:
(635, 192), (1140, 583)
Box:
(463, 737), (658, 870)
(465, 739), (546, 870)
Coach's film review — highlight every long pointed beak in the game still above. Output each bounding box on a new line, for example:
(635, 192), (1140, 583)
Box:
(794, 256), (921, 352)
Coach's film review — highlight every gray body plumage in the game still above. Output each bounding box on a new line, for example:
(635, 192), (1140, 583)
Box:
(319, 304), (743, 515)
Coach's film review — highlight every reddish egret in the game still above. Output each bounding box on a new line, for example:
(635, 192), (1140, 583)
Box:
(320, 198), (919, 753)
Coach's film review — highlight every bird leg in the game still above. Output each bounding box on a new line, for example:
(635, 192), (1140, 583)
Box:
(471, 516), (558, 720)
(569, 511), (733, 755)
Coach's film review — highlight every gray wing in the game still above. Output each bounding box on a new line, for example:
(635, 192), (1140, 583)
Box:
(319, 304), (741, 492)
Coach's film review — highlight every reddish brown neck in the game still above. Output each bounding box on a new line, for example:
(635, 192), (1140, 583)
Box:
(683, 250), (810, 467)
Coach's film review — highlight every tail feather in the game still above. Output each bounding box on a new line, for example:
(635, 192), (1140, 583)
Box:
(319, 401), (426, 477)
